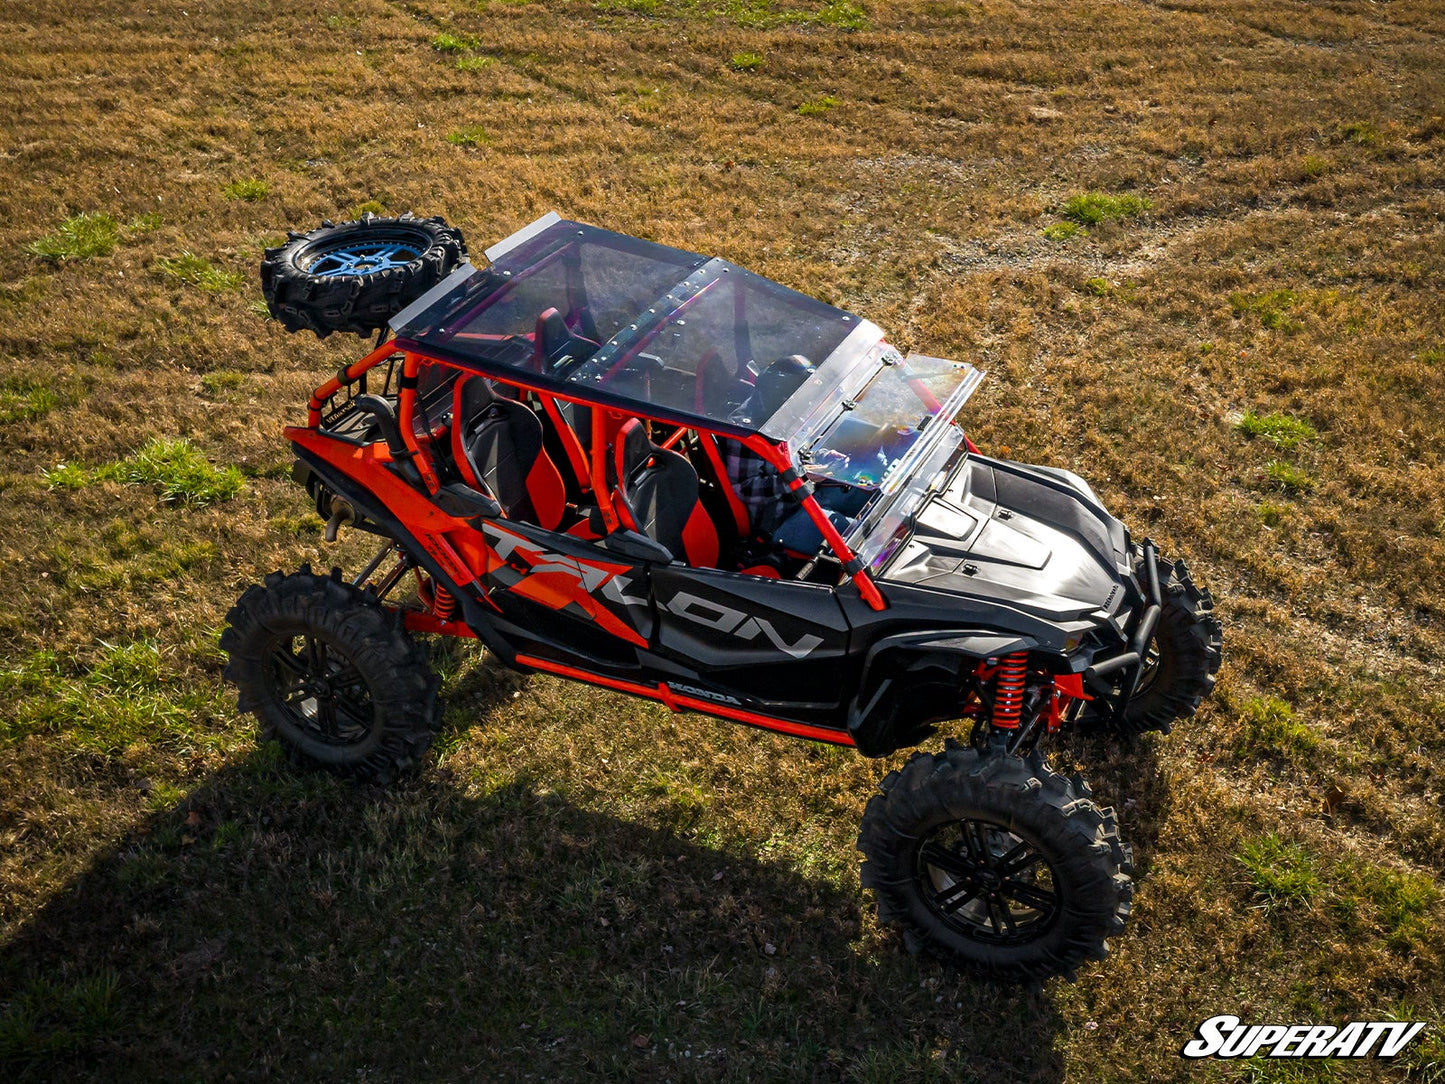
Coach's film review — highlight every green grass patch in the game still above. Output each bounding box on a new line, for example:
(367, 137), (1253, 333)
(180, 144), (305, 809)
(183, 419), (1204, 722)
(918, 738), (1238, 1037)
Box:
(1059, 190), (1149, 224)
(1230, 289), (1301, 332)
(1256, 500), (1289, 528)
(432, 31), (481, 53)
(0, 640), (225, 753)
(1265, 460), (1314, 493)
(455, 55), (495, 71)
(0, 376), (63, 425)
(26, 212), (121, 261)
(595, 0), (867, 31)
(127, 211), (163, 233)
(223, 178), (270, 201)
(797, 95), (839, 116)
(1338, 119), (1379, 146)
(1236, 409), (1317, 451)
(1082, 277), (1112, 296)
(101, 438), (244, 504)
(1041, 221), (1085, 241)
(153, 253), (245, 291)
(1238, 833), (1322, 909)
(47, 438), (243, 506)
(731, 51), (763, 70)
(446, 125), (491, 148)
(1335, 861), (1439, 949)
(199, 370), (248, 395)
(48, 518), (222, 591)
(0, 971), (121, 1068)
(1300, 153), (1329, 179)
(1236, 695), (1319, 758)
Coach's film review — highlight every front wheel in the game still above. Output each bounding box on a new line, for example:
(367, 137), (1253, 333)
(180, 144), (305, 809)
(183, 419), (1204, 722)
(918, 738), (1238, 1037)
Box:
(1120, 555), (1223, 734)
(220, 566), (439, 783)
(858, 744), (1133, 981)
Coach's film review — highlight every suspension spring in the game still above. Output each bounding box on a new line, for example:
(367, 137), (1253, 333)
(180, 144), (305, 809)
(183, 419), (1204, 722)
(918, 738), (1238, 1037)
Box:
(433, 585), (457, 622)
(991, 651), (1029, 729)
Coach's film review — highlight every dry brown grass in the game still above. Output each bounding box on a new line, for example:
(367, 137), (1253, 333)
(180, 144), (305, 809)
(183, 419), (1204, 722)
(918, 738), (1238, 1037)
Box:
(1, 0), (1443, 1080)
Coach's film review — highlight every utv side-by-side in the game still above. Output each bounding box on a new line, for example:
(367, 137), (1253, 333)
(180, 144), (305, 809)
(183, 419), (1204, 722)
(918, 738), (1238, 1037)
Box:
(223, 211), (1222, 980)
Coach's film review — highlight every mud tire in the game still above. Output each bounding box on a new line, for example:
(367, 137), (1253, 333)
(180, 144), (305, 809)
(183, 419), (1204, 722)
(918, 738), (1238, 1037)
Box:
(858, 743), (1134, 982)
(260, 213), (466, 338)
(220, 566), (440, 783)
(1119, 556), (1223, 734)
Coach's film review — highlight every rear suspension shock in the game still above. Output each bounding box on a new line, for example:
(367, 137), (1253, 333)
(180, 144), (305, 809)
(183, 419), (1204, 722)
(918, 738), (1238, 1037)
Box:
(433, 585), (457, 622)
(991, 651), (1029, 729)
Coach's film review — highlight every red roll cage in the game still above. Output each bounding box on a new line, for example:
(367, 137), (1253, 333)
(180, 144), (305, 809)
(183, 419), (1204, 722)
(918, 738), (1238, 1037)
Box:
(299, 336), (889, 611)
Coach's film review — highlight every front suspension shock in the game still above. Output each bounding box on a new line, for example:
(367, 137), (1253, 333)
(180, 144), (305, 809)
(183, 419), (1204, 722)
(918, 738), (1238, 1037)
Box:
(991, 651), (1029, 729)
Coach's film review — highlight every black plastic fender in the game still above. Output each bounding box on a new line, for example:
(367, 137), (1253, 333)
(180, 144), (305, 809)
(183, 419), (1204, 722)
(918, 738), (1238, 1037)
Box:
(846, 629), (1041, 756)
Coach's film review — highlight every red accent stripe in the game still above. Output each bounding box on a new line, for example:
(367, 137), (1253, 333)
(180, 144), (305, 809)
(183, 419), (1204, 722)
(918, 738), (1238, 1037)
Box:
(537, 393), (592, 493)
(515, 654), (855, 746)
(681, 502), (719, 569)
(740, 564), (781, 579)
(525, 455), (567, 530)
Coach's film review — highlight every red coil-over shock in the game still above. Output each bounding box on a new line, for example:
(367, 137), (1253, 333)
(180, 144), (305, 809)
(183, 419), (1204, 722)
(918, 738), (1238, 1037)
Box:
(414, 570), (457, 622)
(991, 651), (1029, 729)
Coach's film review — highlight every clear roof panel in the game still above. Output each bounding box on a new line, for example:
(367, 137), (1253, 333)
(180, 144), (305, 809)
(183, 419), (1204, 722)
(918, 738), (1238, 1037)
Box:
(564, 258), (860, 423)
(391, 217), (863, 436)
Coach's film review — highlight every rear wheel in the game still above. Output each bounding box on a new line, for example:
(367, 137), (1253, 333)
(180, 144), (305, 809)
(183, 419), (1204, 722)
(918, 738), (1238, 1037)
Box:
(260, 212), (466, 338)
(220, 566), (439, 783)
(858, 743), (1133, 981)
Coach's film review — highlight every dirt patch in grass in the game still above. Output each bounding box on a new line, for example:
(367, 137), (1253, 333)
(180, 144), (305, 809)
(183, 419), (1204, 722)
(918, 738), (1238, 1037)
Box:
(1, 0), (1442, 1079)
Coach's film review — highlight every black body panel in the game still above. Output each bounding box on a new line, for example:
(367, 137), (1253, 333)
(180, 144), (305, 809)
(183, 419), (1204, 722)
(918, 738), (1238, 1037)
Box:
(652, 567), (853, 710)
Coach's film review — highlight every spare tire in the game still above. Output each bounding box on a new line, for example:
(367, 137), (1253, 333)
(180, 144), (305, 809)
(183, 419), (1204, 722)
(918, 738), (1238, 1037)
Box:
(260, 212), (467, 338)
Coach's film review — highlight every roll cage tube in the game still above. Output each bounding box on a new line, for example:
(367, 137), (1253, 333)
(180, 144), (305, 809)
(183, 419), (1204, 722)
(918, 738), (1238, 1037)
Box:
(305, 347), (886, 613)
(394, 351), (442, 494)
(742, 434), (888, 612)
(306, 336), (402, 426)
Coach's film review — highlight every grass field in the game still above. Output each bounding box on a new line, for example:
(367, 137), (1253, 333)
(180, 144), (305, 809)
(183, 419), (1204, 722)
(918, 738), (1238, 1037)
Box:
(2, 0), (1444, 1079)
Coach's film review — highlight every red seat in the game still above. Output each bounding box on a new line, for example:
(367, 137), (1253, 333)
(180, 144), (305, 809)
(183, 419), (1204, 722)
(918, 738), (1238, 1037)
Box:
(451, 375), (567, 530)
(609, 418), (718, 568)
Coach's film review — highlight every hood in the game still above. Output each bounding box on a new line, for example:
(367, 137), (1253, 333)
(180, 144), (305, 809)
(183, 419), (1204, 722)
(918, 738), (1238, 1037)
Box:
(878, 455), (1135, 629)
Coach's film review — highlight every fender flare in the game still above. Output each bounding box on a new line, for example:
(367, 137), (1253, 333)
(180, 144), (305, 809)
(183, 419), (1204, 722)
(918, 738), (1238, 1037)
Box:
(846, 629), (1041, 757)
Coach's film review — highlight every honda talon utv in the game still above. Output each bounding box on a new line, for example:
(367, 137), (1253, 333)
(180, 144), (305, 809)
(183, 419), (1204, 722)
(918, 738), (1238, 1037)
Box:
(223, 211), (1222, 981)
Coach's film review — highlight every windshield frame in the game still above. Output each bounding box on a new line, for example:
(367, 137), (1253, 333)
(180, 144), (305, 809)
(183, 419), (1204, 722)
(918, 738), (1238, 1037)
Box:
(835, 361), (984, 571)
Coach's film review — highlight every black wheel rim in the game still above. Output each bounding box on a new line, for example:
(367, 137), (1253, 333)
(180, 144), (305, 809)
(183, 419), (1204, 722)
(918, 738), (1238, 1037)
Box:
(915, 819), (1060, 945)
(266, 633), (377, 747)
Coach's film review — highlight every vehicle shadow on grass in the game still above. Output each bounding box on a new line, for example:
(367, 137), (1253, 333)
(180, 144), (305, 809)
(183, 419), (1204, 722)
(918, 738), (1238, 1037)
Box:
(1, 751), (1076, 1083)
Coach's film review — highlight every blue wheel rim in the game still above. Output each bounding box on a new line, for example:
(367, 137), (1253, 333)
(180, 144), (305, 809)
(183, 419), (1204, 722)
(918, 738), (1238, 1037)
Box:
(301, 237), (425, 277)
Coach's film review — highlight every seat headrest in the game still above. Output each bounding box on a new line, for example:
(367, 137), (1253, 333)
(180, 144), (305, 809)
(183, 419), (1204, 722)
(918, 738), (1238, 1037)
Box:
(534, 307), (569, 371)
(455, 373), (497, 422)
(752, 353), (813, 419)
(612, 417), (653, 488)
